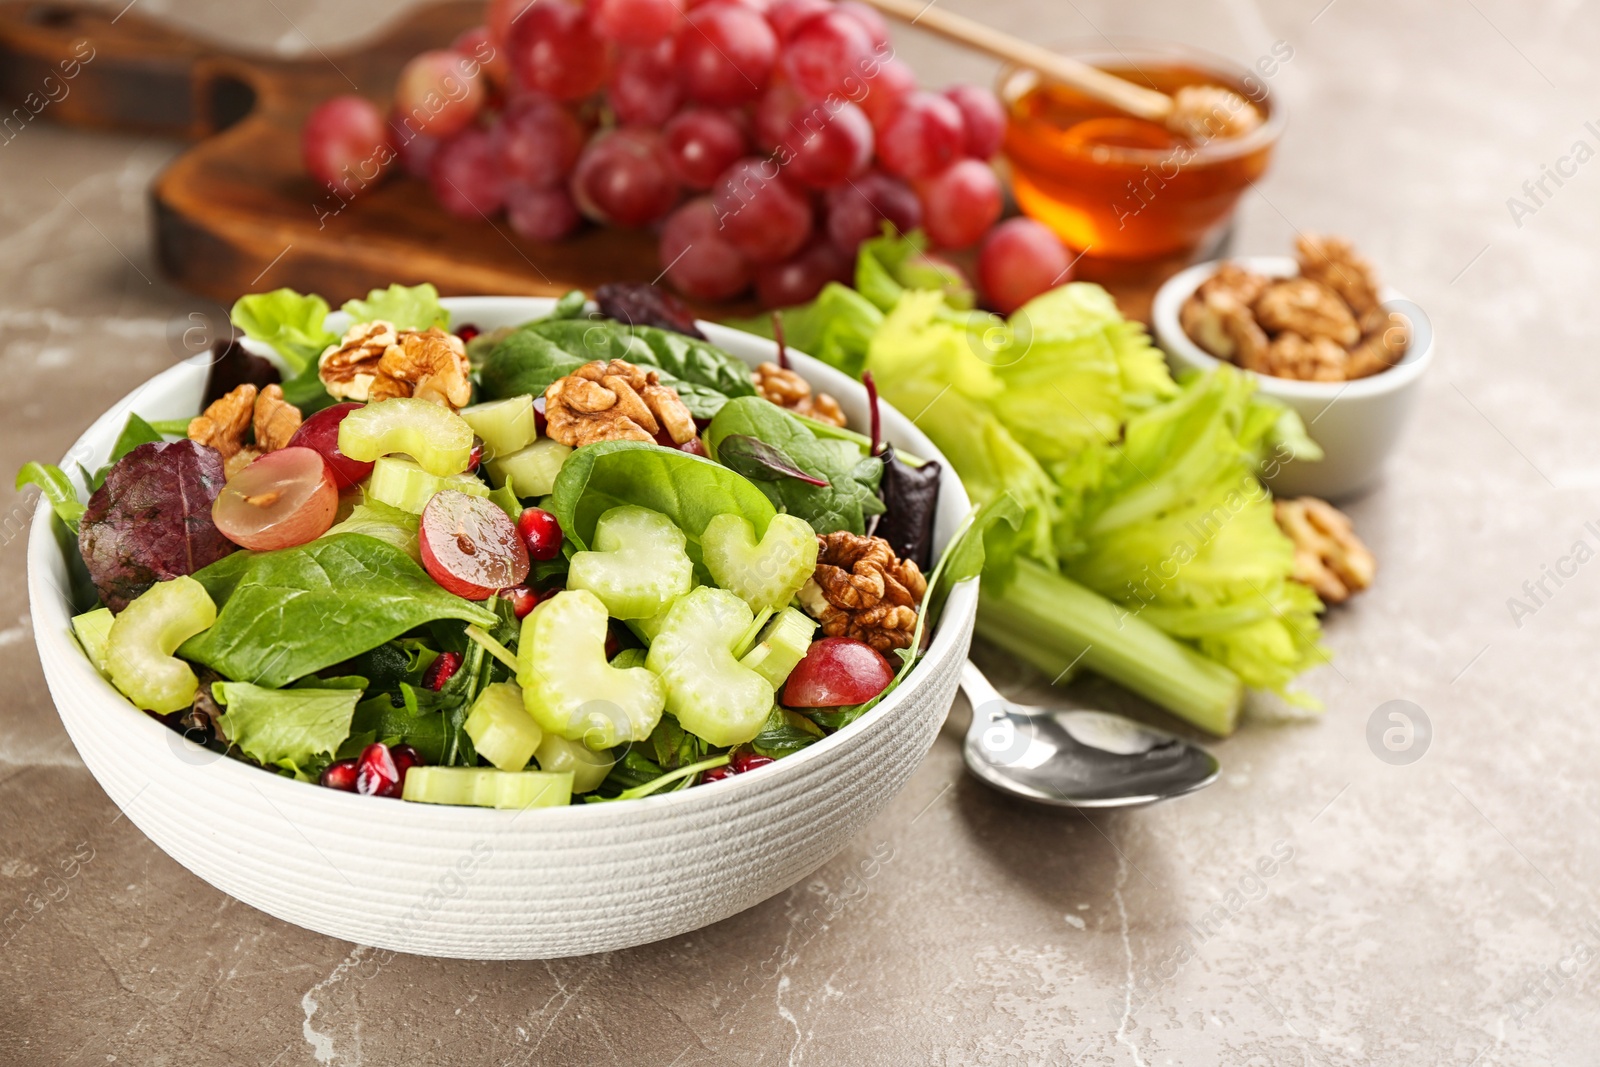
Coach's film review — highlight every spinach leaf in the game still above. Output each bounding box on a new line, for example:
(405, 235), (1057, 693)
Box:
(750, 705), (823, 759)
(180, 534), (496, 688)
(717, 435), (830, 487)
(96, 414), (165, 487)
(648, 713), (711, 770)
(707, 396), (884, 535)
(213, 681), (362, 780)
(322, 498), (421, 561)
(549, 440), (776, 551)
(15, 462), (85, 532)
(349, 692), (449, 763)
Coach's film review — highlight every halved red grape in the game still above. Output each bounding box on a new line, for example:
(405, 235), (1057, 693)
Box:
(711, 157), (813, 263)
(608, 40), (684, 126)
(286, 402), (374, 489)
(824, 169), (921, 253)
(944, 83), (1005, 159)
(783, 99), (873, 189)
(664, 108), (748, 189)
(431, 127), (507, 218)
(212, 447), (339, 552)
(660, 197), (753, 300)
(781, 636), (894, 707)
(302, 96), (395, 197)
(915, 158), (1001, 249)
(509, 0), (609, 101)
(570, 127), (681, 228)
(877, 91), (965, 179)
(675, 1), (778, 106)
(781, 9), (875, 99)
(754, 238), (850, 308)
(977, 217), (1071, 314)
(420, 490), (531, 600)
(492, 96), (584, 189)
(394, 50), (487, 140)
(593, 0), (685, 46)
(857, 57), (915, 130)
(507, 182), (583, 241)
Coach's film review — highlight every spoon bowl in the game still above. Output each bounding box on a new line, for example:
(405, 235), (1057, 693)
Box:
(959, 662), (1220, 809)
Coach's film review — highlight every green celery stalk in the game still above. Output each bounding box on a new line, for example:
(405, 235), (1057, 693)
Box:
(978, 558), (1243, 736)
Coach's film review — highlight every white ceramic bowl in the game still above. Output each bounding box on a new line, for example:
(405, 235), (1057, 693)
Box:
(27, 297), (975, 960)
(1151, 256), (1435, 500)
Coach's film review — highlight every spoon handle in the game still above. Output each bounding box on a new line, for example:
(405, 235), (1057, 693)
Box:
(958, 660), (1006, 710)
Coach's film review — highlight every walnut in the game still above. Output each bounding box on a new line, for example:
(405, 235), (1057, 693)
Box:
(801, 531), (927, 653)
(1261, 333), (1348, 382)
(1167, 84), (1264, 141)
(1345, 311), (1411, 379)
(543, 359), (696, 447)
(1253, 278), (1360, 346)
(317, 321), (471, 410)
(188, 383), (304, 478)
(1296, 233), (1381, 318)
(1180, 286), (1270, 368)
(752, 362), (846, 427)
(1275, 497), (1375, 604)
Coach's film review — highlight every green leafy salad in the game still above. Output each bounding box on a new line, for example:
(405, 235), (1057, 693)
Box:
(20, 282), (1001, 808)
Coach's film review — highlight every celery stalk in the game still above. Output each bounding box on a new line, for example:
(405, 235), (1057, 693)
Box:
(978, 559), (1242, 736)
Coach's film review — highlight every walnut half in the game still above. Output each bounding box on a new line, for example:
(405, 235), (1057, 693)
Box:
(317, 321), (471, 410)
(543, 359), (697, 448)
(1275, 496), (1375, 605)
(188, 383), (303, 478)
(800, 531), (928, 653)
(753, 362), (846, 427)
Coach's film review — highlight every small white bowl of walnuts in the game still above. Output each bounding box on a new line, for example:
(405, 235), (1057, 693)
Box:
(1152, 235), (1434, 500)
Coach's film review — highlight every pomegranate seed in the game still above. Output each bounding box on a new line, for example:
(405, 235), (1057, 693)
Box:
(532, 395), (548, 436)
(391, 743), (423, 791)
(356, 743), (401, 797)
(731, 751), (774, 774)
(423, 650), (463, 691)
(456, 323), (481, 343)
(516, 507), (564, 561)
(467, 435), (485, 473)
(701, 764), (735, 783)
(320, 758), (359, 791)
(498, 584), (539, 618)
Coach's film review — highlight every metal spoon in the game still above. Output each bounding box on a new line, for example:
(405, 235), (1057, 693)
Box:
(958, 661), (1220, 809)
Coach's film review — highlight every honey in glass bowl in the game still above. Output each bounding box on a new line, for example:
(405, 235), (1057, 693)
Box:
(1000, 44), (1285, 264)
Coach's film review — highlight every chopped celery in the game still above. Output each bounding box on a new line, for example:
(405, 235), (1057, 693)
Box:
(517, 589), (666, 747)
(732, 606), (776, 659)
(738, 607), (817, 690)
(338, 398), (474, 476)
(460, 395), (537, 458)
(647, 587), (774, 748)
(401, 766), (573, 809)
(71, 607), (114, 674)
(484, 438), (571, 497)
(366, 456), (489, 514)
(568, 505), (693, 620)
(464, 681), (542, 771)
(701, 513), (820, 613)
(534, 732), (614, 793)
(105, 577), (217, 714)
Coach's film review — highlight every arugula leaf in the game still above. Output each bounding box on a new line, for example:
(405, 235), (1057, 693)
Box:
(342, 283), (450, 331)
(706, 396), (883, 535)
(549, 440), (776, 551)
(180, 534), (496, 688)
(15, 462), (85, 532)
(213, 681), (361, 780)
(230, 289), (338, 375)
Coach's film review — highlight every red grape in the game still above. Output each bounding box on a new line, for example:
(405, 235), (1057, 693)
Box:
(302, 96), (396, 197)
(420, 490), (531, 600)
(711, 157), (813, 263)
(914, 158), (1001, 249)
(660, 197), (753, 300)
(663, 108), (748, 189)
(507, 182), (583, 241)
(451, 25), (509, 87)
(782, 99), (873, 188)
(509, 0), (609, 101)
(977, 217), (1071, 314)
(675, 1), (778, 107)
(608, 40), (684, 126)
(570, 127), (681, 228)
(488, 0), (538, 49)
(753, 81), (807, 151)
(388, 110), (441, 178)
(492, 96), (584, 189)
(836, 0), (889, 47)
(823, 168), (921, 253)
(593, 0), (685, 46)
(754, 238), (851, 307)
(781, 637), (894, 706)
(944, 83), (1005, 159)
(857, 57), (914, 130)
(515, 506), (565, 561)
(286, 402), (373, 489)
(431, 127), (507, 218)
(766, 0), (830, 39)
(212, 447), (339, 553)
(877, 90), (964, 179)
(781, 10), (875, 100)
(393, 50), (487, 140)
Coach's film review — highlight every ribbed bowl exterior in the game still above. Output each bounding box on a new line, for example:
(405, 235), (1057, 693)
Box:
(28, 299), (976, 959)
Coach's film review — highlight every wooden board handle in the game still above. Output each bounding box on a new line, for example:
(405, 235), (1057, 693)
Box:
(0, 0), (264, 139)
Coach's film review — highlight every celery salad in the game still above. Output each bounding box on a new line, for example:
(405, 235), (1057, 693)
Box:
(20, 282), (1002, 809)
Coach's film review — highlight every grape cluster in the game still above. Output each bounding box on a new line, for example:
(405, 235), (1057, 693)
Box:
(302, 0), (1068, 311)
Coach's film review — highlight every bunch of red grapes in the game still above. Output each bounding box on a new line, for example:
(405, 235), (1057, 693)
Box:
(303, 0), (1072, 311)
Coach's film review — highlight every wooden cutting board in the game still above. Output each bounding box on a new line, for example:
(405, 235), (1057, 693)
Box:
(0, 0), (1174, 318)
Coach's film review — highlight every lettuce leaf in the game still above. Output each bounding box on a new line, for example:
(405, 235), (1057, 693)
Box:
(213, 682), (361, 780)
(230, 289), (338, 375)
(342, 282), (450, 332)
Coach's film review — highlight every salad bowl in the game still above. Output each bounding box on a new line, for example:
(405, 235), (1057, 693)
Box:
(27, 296), (976, 960)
